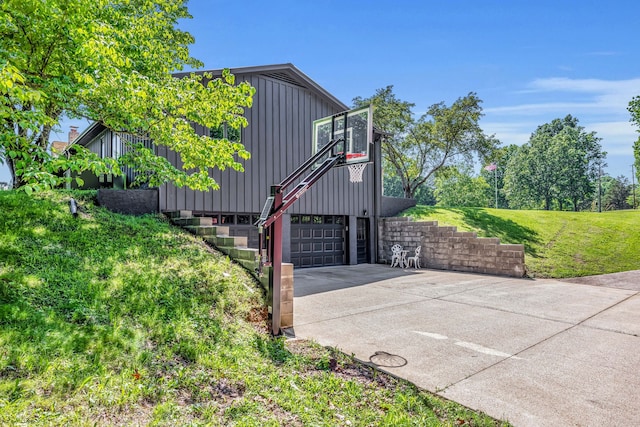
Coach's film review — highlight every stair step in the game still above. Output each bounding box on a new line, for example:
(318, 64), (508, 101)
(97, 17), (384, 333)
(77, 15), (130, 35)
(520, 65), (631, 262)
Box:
(230, 247), (259, 261)
(164, 210), (192, 219)
(184, 225), (229, 236)
(215, 235), (248, 248)
(169, 219), (276, 291)
(172, 216), (213, 227)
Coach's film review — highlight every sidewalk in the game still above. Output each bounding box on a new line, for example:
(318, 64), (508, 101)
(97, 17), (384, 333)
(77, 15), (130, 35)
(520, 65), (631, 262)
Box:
(292, 265), (640, 427)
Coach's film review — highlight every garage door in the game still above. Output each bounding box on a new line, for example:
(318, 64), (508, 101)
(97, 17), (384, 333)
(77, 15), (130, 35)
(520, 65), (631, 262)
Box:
(290, 215), (345, 268)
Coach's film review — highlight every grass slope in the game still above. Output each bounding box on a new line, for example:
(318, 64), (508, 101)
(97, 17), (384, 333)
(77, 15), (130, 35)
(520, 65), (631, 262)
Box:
(403, 206), (640, 278)
(0, 191), (506, 426)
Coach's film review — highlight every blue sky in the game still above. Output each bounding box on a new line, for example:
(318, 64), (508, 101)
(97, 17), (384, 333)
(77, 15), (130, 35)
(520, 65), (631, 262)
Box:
(3, 0), (639, 183)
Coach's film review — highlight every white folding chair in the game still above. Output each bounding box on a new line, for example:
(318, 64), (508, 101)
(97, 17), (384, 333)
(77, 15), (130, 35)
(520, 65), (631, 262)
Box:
(390, 244), (403, 267)
(406, 246), (421, 269)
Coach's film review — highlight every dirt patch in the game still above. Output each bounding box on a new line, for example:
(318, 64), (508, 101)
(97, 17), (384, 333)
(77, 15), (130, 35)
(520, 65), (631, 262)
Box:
(285, 339), (399, 389)
(247, 306), (270, 334)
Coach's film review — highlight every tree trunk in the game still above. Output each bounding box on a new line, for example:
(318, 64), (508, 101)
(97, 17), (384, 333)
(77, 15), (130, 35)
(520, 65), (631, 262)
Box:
(6, 157), (22, 189)
(403, 184), (414, 199)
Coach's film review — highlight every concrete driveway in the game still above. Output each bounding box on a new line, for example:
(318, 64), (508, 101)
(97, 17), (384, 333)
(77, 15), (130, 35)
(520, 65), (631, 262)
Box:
(292, 265), (640, 427)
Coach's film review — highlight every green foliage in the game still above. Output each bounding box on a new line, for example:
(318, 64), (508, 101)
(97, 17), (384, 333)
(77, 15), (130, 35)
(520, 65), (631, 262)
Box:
(601, 175), (632, 210)
(1, 0), (255, 192)
(403, 205), (640, 278)
(633, 138), (640, 190)
(0, 190), (506, 426)
(503, 115), (605, 211)
(629, 94), (640, 131)
(434, 166), (490, 207)
(630, 96), (640, 188)
(353, 87), (499, 199)
(384, 173), (436, 205)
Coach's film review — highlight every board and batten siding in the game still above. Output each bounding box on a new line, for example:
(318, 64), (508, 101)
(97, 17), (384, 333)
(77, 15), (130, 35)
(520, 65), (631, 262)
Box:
(158, 72), (375, 218)
(82, 127), (150, 186)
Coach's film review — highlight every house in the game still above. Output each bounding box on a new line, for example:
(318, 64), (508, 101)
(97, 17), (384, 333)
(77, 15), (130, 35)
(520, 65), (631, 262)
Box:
(72, 63), (384, 268)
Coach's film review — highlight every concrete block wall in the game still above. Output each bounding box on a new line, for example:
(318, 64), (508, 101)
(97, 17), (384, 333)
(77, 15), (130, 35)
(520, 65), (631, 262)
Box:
(378, 217), (526, 278)
(380, 196), (417, 217)
(97, 188), (159, 215)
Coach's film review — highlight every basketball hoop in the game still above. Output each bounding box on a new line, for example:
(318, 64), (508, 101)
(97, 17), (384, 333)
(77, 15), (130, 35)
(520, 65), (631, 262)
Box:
(348, 163), (367, 183)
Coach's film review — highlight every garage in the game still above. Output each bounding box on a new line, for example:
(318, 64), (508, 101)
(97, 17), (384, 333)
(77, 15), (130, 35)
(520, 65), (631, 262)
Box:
(290, 214), (345, 267)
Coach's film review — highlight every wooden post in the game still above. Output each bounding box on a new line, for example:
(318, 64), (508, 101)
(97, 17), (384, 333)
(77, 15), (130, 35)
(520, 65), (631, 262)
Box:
(270, 185), (283, 335)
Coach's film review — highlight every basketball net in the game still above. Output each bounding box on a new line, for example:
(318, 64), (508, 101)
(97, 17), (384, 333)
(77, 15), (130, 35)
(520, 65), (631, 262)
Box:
(347, 163), (367, 183)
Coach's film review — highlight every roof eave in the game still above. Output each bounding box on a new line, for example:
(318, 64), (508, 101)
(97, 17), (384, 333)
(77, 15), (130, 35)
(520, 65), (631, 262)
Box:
(173, 63), (348, 111)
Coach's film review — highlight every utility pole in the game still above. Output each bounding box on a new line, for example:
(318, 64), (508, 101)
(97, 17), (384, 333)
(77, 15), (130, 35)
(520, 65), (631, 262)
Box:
(494, 164), (498, 209)
(598, 163), (602, 213)
(632, 164), (637, 209)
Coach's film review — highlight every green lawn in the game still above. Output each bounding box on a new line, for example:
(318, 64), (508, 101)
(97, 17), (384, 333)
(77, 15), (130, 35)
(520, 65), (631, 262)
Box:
(402, 205), (640, 278)
(0, 191), (507, 426)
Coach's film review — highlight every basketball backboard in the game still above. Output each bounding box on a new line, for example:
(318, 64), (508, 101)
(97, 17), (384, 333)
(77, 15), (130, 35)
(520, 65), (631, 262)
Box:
(312, 105), (373, 164)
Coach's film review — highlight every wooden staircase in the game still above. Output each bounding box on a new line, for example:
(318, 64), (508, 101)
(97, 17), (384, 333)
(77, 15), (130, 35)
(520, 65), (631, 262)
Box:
(164, 210), (293, 329)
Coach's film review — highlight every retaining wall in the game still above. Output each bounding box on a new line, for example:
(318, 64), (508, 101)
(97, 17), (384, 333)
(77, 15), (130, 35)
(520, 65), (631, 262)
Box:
(380, 196), (417, 217)
(97, 189), (159, 215)
(378, 217), (525, 277)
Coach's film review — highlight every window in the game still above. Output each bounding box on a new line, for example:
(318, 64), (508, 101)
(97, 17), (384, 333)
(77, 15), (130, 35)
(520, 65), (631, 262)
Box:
(237, 215), (251, 225)
(112, 133), (121, 158)
(210, 123), (241, 143)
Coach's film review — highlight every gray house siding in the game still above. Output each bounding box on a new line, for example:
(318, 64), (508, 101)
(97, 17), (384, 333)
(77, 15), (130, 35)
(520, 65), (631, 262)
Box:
(73, 64), (381, 266)
(80, 125), (152, 188)
(158, 71), (375, 219)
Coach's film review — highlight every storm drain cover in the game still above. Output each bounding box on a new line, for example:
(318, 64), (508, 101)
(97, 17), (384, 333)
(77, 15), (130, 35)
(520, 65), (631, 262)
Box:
(369, 351), (407, 367)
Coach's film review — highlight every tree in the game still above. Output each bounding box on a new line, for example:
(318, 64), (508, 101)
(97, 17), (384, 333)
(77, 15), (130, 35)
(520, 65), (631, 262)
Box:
(629, 96), (640, 187)
(1, 0), (255, 193)
(503, 115), (605, 210)
(503, 141), (553, 210)
(433, 166), (490, 207)
(353, 87), (498, 198)
(633, 139), (640, 197)
(602, 175), (631, 210)
(383, 174), (436, 205)
(554, 126), (604, 211)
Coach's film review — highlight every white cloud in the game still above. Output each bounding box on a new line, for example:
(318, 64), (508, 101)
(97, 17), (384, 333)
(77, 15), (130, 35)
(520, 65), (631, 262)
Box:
(527, 77), (640, 94)
(587, 121), (636, 137)
(487, 77), (640, 116)
(481, 77), (640, 176)
(480, 121), (533, 145)
(585, 121), (637, 155)
(484, 102), (601, 116)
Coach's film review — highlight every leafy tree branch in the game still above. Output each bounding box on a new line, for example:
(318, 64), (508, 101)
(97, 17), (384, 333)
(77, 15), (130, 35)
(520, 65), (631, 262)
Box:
(354, 87), (498, 198)
(1, 0), (255, 192)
